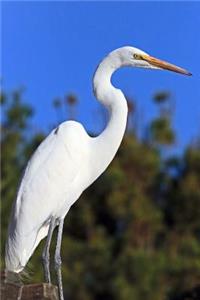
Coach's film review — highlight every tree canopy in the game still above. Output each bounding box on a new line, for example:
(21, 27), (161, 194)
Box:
(1, 88), (200, 300)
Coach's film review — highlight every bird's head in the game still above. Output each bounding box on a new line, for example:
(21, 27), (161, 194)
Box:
(115, 46), (192, 76)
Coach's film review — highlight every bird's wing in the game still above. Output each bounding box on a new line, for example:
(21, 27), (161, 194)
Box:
(13, 121), (89, 235)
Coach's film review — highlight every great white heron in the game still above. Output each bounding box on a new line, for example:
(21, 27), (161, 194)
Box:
(5, 46), (191, 300)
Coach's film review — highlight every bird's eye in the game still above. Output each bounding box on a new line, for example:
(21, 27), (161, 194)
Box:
(133, 54), (142, 60)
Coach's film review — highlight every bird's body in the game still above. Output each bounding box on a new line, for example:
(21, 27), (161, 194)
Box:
(6, 121), (91, 272)
(5, 46), (191, 300)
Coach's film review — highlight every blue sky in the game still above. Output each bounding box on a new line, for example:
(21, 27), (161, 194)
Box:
(2, 1), (200, 152)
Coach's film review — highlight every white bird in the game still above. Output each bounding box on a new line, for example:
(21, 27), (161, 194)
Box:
(5, 46), (191, 300)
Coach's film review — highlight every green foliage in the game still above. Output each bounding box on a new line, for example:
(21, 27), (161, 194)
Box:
(1, 89), (200, 300)
(150, 91), (175, 147)
(153, 91), (171, 104)
(150, 118), (175, 145)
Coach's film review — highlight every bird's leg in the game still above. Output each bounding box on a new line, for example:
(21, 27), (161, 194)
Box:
(54, 218), (64, 300)
(42, 217), (56, 283)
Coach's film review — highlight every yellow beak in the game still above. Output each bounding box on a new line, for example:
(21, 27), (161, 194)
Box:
(142, 54), (192, 76)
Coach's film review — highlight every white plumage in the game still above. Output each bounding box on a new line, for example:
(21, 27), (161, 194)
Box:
(6, 121), (90, 271)
(5, 46), (191, 300)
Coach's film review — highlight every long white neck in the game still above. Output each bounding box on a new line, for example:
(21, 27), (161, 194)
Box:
(91, 50), (128, 179)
